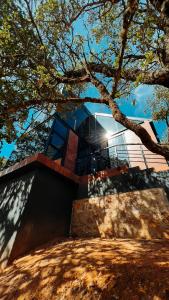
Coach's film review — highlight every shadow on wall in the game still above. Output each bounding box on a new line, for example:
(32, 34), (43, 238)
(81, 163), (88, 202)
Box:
(0, 239), (169, 299)
(72, 188), (169, 240)
(0, 165), (78, 269)
(0, 173), (35, 268)
(82, 169), (169, 199)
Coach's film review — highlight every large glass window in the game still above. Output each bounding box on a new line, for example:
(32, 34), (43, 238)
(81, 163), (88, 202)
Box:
(96, 115), (125, 134)
(45, 115), (69, 161)
(53, 119), (68, 139)
(108, 134), (129, 167)
(94, 114), (129, 167)
(51, 134), (64, 148)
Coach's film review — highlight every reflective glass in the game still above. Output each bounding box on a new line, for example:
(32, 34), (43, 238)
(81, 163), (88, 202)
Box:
(96, 115), (125, 133)
(51, 134), (64, 148)
(108, 134), (129, 167)
(53, 119), (67, 138)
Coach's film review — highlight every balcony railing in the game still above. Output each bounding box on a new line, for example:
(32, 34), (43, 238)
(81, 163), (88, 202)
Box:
(75, 143), (169, 175)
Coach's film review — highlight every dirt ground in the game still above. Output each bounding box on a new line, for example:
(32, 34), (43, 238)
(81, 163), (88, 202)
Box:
(0, 238), (169, 300)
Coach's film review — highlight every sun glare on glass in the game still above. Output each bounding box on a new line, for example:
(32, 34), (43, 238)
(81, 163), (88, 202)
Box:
(105, 131), (112, 139)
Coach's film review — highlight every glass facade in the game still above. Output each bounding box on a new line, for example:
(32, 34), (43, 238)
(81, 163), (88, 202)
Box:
(96, 114), (125, 134)
(45, 114), (69, 160)
(95, 114), (129, 167)
(45, 106), (149, 174)
(45, 109), (137, 173)
(7, 102), (164, 172)
(76, 115), (110, 175)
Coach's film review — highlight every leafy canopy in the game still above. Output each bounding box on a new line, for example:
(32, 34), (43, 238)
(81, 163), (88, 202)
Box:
(1, 0), (169, 159)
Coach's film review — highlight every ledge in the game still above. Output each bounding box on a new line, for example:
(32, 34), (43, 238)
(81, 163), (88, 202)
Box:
(0, 153), (129, 184)
(79, 164), (129, 184)
(0, 153), (80, 184)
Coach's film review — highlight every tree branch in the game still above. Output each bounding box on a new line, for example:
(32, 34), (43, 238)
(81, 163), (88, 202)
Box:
(3, 96), (108, 116)
(63, 62), (169, 87)
(111, 0), (138, 98)
(84, 64), (169, 160)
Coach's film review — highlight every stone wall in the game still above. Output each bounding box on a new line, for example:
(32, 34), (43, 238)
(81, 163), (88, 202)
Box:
(71, 188), (169, 240)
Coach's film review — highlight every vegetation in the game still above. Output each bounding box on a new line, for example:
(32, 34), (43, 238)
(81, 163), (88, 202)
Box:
(150, 86), (169, 141)
(1, 0), (169, 160)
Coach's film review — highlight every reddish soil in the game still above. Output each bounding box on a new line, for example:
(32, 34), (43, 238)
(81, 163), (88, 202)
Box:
(0, 238), (169, 300)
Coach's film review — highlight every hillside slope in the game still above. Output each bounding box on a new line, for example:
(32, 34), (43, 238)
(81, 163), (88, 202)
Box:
(0, 238), (169, 300)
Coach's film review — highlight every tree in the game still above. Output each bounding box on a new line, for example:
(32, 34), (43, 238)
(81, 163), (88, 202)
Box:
(150, 86), (169, 141)
(1, 0), (169, 160)
(0, 156), (7, 170)
(4, 114), (54, 168)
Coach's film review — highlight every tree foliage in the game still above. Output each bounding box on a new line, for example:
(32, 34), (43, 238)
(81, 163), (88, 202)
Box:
(152, 87), (169, 124)
(149, 86), (169, 141)
(1, 0), (169, 159)
(5, 116), (53, 168)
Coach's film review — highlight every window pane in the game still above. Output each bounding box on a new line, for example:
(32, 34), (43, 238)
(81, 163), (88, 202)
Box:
(51, 134), (64, 148)
(108, 134), (129, 167)
(96, 115), (125, 133)
(53, 119), (67, 139)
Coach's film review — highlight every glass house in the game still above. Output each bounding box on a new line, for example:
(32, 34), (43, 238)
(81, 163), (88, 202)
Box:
(45, 103), (169, 175)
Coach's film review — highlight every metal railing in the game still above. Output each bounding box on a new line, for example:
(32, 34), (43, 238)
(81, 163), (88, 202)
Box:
(75, 143), (169, 175)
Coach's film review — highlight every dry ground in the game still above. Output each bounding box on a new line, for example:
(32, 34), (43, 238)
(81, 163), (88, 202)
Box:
(0, 238), (169, 300)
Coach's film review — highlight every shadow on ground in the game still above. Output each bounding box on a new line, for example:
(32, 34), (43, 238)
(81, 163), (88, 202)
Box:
(0, 238), (169, 300)
(72, 188), (169, 240)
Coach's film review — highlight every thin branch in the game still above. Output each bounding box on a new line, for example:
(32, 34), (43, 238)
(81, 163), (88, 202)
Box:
(111, 0), (138, 98)
(63, 62), (169, 88)
(3, 96), (108, 116)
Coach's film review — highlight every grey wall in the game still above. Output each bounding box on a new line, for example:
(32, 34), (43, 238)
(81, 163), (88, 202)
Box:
(10, 167), (78, 262)
(77, 168), (169, 200)
(0, 165), (78, 267)
(0, 171), (35, 268)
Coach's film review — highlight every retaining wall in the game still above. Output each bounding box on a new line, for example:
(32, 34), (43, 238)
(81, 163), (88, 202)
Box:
(72, 188), (169, 239)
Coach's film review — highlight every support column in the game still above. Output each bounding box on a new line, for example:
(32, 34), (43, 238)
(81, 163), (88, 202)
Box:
(64, 130), (78, 173)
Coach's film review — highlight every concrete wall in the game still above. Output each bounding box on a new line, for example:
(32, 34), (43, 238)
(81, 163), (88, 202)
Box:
(9, 168), (78, 263)
(0, 171), (35, 268)
(77, 168), (169, 200)
(71, 188), (169, 240)
(0, 164), (78, 268)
